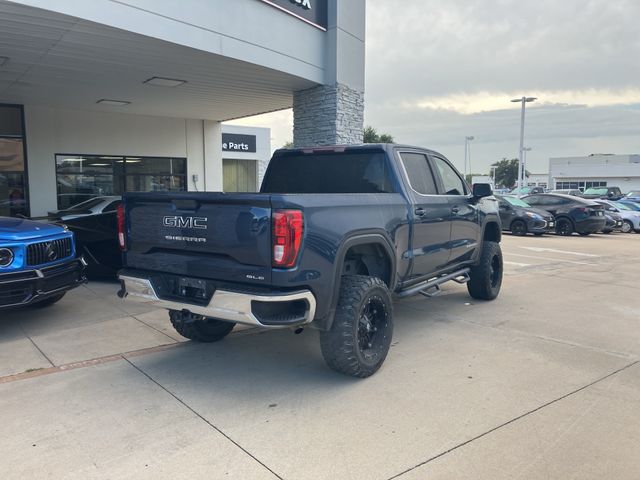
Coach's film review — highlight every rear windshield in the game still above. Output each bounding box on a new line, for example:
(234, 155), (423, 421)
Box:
(584, 188), (608, 195)
(503, 196), (531, 207)
(261, 151), (395, 194)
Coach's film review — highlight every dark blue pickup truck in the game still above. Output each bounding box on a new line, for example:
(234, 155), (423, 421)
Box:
(0, 217), (86, 309)
(118, 144), (503, 377)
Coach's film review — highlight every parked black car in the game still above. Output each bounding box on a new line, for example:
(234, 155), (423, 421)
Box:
(522, 193), (606, 236)
(58, 211), (121, 278)
(601, 211), (623, 234)
(496, 195), (555, 236)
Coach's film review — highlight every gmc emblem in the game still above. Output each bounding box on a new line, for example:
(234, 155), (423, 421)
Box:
(162, 216), (208, 230)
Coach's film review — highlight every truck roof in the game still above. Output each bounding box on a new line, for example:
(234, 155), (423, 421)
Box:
(273, 143), (445, 158)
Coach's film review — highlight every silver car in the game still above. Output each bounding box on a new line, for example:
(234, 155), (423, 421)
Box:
(595, 200), (640, 233)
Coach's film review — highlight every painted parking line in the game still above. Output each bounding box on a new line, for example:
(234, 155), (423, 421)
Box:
(508, 253), (596, 266)
(519, 246), (600, 257)
(504, 261), (532, 267)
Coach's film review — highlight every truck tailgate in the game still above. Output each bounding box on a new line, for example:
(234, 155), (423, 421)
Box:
(124, 193), (272, 284)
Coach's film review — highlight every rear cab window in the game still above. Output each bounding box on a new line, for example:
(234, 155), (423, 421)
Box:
(261, 150), (396, 194)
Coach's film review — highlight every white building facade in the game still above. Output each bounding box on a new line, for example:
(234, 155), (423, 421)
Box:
(549, 154), (640, 192)
(0, 0), (366, 216)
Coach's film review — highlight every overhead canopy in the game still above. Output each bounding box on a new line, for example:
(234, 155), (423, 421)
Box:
(0, 1), (318, 121)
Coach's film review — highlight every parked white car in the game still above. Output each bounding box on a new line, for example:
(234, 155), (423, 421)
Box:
(595, 200), (640, 233)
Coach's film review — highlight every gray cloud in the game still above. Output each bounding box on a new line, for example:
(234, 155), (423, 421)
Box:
(364, 0), (640, 175)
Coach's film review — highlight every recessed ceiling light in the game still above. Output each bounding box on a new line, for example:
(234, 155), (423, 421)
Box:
(0, 56), (9, 67)
(96, 99), (131, 106)
(143, 76), (187, 88)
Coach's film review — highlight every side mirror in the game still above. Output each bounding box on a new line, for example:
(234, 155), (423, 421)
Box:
(472, 183), (493, 198)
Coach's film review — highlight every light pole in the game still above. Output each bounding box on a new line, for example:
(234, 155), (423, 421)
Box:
(522, 147), (532, 186)
(490, 165), (498, 188)
(464, 136), (474, 181)
(511, 97), (536, 191)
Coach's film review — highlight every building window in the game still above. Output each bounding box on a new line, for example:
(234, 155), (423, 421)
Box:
(223, 159), (258, 192)
(55, 155), (186, 209)
(0, 105), (28, 217)
(555, 180), (607, 191)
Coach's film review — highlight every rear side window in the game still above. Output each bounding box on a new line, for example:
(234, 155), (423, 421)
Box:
(399, 152), (438, 195)
(261, 152), (395, 193)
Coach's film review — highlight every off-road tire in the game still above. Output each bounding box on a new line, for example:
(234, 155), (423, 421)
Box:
(510, 219), (527, 236)
(556, 218), (574, 236)
(169, 310), (235, 342)
(467, 241), (503, 300)
(32, 292), (66, 308)
(320, 276), (393, 378)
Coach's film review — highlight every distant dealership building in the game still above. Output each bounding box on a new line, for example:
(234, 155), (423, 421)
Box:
(0, 0), (365, 216)
(549, 154), (640, 192)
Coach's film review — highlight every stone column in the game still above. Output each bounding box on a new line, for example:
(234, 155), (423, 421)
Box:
(293, 0), (366, 147)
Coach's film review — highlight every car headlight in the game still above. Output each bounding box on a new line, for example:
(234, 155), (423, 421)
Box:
(0, 248), (14, 267)
(525, 212), (541, 219)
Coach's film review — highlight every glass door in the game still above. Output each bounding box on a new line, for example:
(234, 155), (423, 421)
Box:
(0, 105), (28, 217)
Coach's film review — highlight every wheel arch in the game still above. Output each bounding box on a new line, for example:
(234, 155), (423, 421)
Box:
(319, 232), (396, 331)
(482, 219), (502, 243)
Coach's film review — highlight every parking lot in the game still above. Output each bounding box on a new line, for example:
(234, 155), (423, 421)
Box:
(1, 233), (639, 479)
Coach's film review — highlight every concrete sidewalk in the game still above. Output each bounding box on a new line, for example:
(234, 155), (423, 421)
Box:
(1, 234), (639, 479)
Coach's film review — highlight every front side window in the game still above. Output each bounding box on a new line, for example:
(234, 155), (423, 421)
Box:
(399, 152), (437, 195)
(432, 156), (466, 195)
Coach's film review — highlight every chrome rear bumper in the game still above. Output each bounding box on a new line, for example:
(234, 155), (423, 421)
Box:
(118, 274), (316, 328)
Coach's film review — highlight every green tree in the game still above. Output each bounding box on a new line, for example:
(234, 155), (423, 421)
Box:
(491, 158), (529, 188)
(363, 126), (394, 144)
(282, 141), (294, 149)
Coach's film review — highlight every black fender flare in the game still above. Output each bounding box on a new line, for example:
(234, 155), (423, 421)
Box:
(318, 231), (397, 331)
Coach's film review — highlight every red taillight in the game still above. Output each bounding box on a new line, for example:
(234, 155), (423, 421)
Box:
(272, 209), (303, 268)
(117, 204), (126, 251)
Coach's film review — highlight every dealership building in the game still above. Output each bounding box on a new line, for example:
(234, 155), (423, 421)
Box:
(0, 0), (365, 217)
(549, 154), (640, 192)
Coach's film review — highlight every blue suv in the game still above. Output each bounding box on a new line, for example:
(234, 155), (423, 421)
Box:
(0, 217), (86, 309)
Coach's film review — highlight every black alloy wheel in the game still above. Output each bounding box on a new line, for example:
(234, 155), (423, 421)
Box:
(556, 218), (574, 236)
(510, 220), (527, 236)
(467, 241), (503, 300)
(169, 310), (235, 342)
(357, 295), (389, 363)
(320, 275), (393, 378)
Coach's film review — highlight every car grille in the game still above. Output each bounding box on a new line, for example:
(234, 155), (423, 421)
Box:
(26, 238), (73, 266)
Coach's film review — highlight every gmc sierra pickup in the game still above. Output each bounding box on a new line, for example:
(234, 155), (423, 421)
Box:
(117, 144), (503, 377)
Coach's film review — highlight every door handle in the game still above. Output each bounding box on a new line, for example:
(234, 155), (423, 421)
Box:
(451, 206), (460, 214)
(414, 207), (426, 217)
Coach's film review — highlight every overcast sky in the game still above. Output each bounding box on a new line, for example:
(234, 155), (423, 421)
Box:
(230, 0), (640, 175)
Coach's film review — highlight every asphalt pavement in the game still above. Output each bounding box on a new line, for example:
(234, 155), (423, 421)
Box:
(1, 233), (638, 479)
